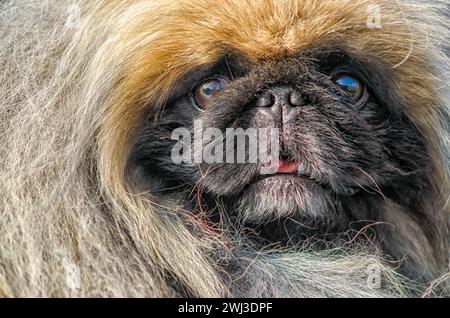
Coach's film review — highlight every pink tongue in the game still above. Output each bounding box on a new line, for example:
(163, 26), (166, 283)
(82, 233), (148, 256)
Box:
(277, 161), (299, 174)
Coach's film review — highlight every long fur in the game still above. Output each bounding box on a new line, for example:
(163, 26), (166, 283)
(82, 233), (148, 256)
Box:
(0, 0), (449, 297)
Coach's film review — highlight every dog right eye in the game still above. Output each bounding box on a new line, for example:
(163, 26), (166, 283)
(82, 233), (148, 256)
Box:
(191, 77), (229, 111)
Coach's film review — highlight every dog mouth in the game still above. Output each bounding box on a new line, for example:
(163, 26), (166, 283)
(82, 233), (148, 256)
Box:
(276, 160), (300, 174)
(255, 159), (320, 184)
(233, 160), (356, 247)
(250, 158), (359, 197)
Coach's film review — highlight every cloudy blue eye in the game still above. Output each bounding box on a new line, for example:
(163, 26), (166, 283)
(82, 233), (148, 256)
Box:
(334, 74), (366, 102)
(191, 77), (229, 110)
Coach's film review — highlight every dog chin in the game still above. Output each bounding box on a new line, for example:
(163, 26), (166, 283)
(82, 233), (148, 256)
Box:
(234, 174), (334, 224)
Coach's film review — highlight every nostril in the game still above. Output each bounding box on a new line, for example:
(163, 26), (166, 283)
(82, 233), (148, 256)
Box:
(256, 88), (309, 108)
(256, 92), (275, 107)
(289, 92), (307, 107)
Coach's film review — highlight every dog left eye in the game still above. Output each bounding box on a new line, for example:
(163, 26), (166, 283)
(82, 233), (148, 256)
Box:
(334, 74), (366, 102)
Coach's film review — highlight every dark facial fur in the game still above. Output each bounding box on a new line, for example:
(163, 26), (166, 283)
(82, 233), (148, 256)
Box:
(130, 48), (438, 284)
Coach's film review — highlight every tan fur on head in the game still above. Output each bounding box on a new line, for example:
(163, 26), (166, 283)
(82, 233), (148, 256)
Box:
(0, 0), (449, 297)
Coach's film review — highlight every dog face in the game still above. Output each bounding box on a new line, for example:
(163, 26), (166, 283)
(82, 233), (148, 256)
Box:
(107, 1), (449, 287)
(132, 48), (429, 233)
(127, 0), (439, 248)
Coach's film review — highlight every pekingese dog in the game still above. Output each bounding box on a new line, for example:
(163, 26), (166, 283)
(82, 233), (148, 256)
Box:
(0, 0), (449, 297)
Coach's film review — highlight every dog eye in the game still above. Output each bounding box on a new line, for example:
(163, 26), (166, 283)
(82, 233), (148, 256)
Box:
(191, 77), (229, 110)
(333, 73), (366, 103)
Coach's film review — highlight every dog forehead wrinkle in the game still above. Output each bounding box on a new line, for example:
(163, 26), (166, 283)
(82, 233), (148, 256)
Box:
(200, 58), (318, 113)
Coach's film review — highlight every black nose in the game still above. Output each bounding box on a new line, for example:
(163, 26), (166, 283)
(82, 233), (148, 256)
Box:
(256, 86), (307, 108)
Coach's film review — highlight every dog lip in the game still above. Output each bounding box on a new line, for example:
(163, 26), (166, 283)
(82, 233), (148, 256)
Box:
(277, 161), (300, 174)
(256, 160), (314, 183)
(261, 160), (300, 174)
(254, 160), (360, 196)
